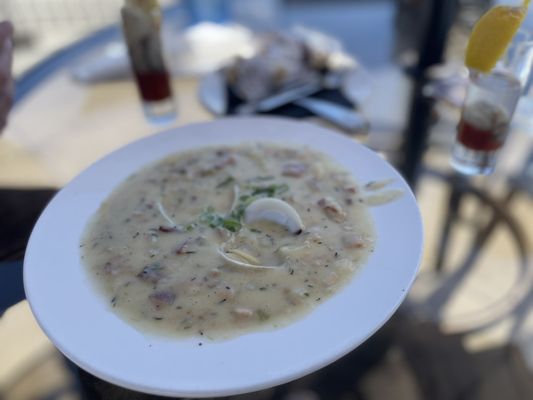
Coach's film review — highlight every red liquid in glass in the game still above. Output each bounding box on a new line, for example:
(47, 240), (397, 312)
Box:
(457, 119), (505, 151)
(456, 101), (509, 152)
(134, 70), (172, 102)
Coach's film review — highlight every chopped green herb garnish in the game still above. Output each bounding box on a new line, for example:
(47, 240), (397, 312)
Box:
(221, 218), (242, 232)
(256, 309), (270, 321)
(199, 208), (224, 228)
(200, 208), (242, 232)
(252, 175), (275, 181)
(216, 176), (235, 188)
(248, 183), (289, 197)
(230, 195), (256, 220)
(193, 182), (290, 233)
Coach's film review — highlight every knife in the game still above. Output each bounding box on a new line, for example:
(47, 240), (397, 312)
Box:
(199, 70), (369, 133)
(235, 80), (322, 114)
(236, 81), (368, 133)
(294, 97), (369, 133)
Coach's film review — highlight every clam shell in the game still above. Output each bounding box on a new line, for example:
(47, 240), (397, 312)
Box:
(244, 198), (304, 234)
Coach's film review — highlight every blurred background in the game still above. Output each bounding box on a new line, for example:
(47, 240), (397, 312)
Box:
(1, 0), (533, 399)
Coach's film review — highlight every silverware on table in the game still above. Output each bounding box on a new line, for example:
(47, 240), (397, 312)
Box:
(294, 97), (369, 133)
(234, 80), (322, 114)
(198, 70), (369, 134)
(235, 74), (368, 133)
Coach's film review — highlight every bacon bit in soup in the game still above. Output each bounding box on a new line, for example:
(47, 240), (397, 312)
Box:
(232, 307), (254, 320)
(342, 234), (369, 249)
(283, 287), (302, 305)
(322, 271), (339, 286)
(149, 290), (176, 310)
(158, 225), (178, 233)
(103, 261), (122, 276)
(208, 268), (221, 279)
(282, 161), (308, 177)
(216, 284), (235, 301)
(318, 197), (347, 223)
(176, 239), (194, 255)
(344, 185), (358, 194)
(137, 263), (164, 284)
(198, 153), (236, 176)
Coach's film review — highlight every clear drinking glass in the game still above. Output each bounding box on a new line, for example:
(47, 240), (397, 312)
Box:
(121, 0), (177, 123)
(451, 71), (521, 175)
(451, 33), (533, 175)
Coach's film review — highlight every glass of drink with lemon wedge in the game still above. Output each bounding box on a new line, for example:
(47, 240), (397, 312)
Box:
(451, 2), (532, 175)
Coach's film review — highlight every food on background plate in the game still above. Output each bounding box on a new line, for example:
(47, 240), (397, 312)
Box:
(224, 28), (357, 103)
(225, 32), (313, 102)
(81, 144), (377, 339)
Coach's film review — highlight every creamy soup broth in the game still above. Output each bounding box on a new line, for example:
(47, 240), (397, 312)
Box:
(81, 144), (375, 338)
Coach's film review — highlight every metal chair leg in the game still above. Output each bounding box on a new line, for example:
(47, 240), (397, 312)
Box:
(434, 174), (464, 272)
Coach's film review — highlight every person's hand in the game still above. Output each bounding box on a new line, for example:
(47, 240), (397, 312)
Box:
(0, 21), (14, 132)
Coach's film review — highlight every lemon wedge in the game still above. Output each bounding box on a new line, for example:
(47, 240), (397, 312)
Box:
(466, 1), (530, 73)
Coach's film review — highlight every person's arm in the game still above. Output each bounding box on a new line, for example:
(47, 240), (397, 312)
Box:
(0, 21), (14, 132)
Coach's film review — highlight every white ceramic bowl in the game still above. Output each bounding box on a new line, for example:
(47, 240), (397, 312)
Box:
(24, 117), (423, 398)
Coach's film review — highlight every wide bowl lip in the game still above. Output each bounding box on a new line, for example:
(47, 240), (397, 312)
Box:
(23, 116), (423, 398)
